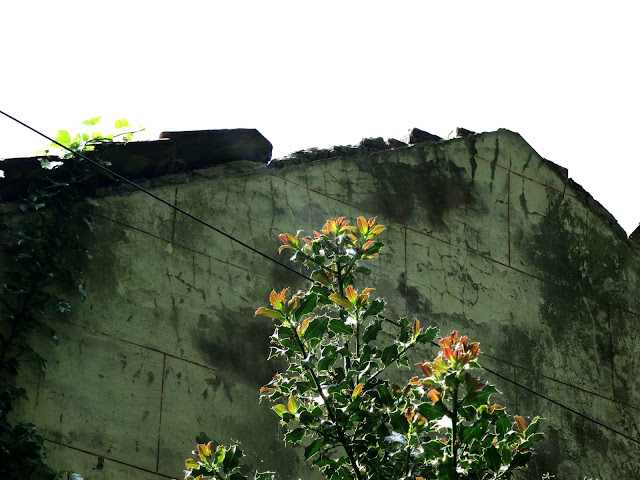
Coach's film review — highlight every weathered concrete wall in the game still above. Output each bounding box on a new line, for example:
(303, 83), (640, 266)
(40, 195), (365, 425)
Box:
(8, 129), (640, 479)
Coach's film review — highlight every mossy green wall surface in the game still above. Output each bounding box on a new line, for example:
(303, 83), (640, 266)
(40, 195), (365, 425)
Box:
(10, 130), (640, 479)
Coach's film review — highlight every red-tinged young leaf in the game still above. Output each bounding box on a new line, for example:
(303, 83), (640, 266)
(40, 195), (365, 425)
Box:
(197, 442), (211, 462)
(269, 290), (283, 310)
(329, 293), (353, 310)
(278, 288), (288, 301)
(413, 318), (421, 336)
(352, 383), (364, 399)
(369, 224), (386, 238)
(299, 317), (311, 335)
(345, 285), (357, 303)
(288, 395), (298, 414)
(185, 458), (200, 469)
(362, 287), (375, 295)
(357, 216), (367, 234)
(514, 415), (528, 434)
(255, 307), (282, 319)
(260, 386), (275, 394)
(428, 389), (441, 403)
(362, 240), (374, 250)
(442, 346), (454, 362)
(419, 362), (433, 377)
(278, 244), (294, 254)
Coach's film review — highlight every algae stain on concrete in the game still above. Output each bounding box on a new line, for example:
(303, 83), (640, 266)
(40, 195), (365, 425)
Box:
(192, 307), (281, 388)
(518, 192), (632, 378)
(359, 147), (475, 226)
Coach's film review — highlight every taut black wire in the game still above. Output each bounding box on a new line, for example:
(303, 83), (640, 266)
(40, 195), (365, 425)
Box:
(2, 109), (638, 446)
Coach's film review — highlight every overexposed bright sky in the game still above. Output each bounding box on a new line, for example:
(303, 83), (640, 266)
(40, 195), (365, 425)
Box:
(1, 1), (638, 234)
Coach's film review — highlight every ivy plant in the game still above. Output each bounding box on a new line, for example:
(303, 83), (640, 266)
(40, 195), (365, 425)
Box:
(0, 117), (138, 480)
(185, 216), (545, 480)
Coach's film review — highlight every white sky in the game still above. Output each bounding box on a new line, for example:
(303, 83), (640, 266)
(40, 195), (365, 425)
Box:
(1, 1), (638, 235)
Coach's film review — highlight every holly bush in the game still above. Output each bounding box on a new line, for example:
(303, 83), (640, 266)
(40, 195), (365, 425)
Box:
(185, 216), (545, 480)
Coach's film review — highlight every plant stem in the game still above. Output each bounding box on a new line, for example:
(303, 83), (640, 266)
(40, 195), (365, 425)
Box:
(289, 319), (363, 480)
(452, 383), (459, 476)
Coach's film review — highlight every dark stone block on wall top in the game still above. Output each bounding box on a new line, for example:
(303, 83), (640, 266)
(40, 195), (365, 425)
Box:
(160, 129), (273, 168)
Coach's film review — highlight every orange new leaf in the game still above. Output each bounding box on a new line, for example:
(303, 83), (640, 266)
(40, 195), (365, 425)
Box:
(514, 415), (528, 434)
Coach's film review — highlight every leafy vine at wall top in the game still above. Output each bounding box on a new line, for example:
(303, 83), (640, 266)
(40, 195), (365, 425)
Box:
(0, 117), (141, 480)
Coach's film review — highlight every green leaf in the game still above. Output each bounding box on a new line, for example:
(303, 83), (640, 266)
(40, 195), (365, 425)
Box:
(304, 438), (323, 459)
(114, 118), (130, 129)
(285, 427), (306, 444)
(222, 445), (242, 473)
(459, 421), (488, 443)
(499, 442), (513, 464)
(519, 432), (546, 450)
(524, 416), (542, 437)
(328, 318), (353, 336)
(381, 345), (399, 367)
(55, 130), (71, 147)
(288, 395), (298, 414)
(416, 326), (438, 343)
(363, 299), (384, 319)
(390, 411), (409, 434)
(507, 451), (532, 471)
(423, 440), (445, 460)
(214, 445), (225, 467)
(295, 295), (317, 322)
(355, 266), (372, 275)
(484, 445), (502, 472)
(377, 384), (393, 407)
(83, 116), (102, 126)
(273, 404), (288, 417)
(305, 316), (329, 340)
(398, 317), (409, 343)
(362, 319), (382, 343)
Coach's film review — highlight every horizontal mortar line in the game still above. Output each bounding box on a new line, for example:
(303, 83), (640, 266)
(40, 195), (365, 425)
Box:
(268, 173), (355, 208)
(43, 438), (175, 479)
(61, 319), (217, 372)
(506, 168), (579, 199)
(96, 213), (253, 273)
(404, 225), (526, 273)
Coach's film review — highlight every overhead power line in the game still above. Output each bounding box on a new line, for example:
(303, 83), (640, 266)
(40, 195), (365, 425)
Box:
(1, 109), (638, 447)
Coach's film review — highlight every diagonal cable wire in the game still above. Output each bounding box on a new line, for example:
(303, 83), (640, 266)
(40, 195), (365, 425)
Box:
(2, 109), (638, 446)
